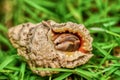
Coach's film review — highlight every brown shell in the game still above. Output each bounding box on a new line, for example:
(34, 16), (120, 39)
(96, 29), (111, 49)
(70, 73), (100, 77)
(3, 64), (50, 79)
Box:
(8, 20), (93, 76)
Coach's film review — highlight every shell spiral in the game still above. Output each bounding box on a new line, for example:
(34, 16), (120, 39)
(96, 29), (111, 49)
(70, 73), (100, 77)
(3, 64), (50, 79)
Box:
(8, 20), (93, 76)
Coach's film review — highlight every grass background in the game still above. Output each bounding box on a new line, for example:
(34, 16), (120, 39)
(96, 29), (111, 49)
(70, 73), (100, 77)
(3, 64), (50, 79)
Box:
(0, 0), (120, 80)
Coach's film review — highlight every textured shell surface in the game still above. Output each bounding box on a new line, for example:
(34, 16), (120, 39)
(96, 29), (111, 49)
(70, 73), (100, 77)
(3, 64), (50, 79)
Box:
(8, 20), (93, 76)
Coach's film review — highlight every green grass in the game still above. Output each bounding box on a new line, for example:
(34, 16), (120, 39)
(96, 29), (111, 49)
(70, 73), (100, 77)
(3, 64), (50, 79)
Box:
(0, 0), (120, 80)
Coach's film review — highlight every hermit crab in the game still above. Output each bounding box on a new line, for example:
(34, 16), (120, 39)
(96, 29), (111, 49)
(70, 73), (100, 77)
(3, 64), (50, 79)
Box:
(8, 20), (93, 76)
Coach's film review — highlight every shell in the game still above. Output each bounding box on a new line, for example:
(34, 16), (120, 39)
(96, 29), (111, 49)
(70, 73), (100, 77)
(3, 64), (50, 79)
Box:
(8, 20), (93, 76)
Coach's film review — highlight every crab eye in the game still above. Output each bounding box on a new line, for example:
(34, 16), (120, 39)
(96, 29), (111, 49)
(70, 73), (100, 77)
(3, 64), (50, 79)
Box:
(53, 33), (80, 52)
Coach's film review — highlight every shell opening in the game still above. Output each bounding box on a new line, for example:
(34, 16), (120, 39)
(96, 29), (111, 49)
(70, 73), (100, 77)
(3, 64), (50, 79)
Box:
(52, 31), (81, 52)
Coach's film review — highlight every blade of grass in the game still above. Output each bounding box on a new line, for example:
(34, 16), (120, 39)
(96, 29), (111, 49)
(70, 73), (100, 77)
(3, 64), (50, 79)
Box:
(0, 24), (8, 32)
(98, 44), (113, 68)
(96, 66), (113, 75)
(32, 68), (73, 73)
(104, 67), (118, 78)
(93, 43), (109, 56)
(5, 66), (20, 71)
(114, 70), (120, 76)
(19, 62), (26, 80)
(95, 0), (103, 12)
(24, 0), (58, 17)
(66, 0), (83, 23)
(0, 35), (12, 49)
(75, 68), (97, 79)
(89, 27), (120, 38)
(0, 55), (16, 71)
(0, 76), (8, 79)
(34, 0), (56, 8)
(54, 72), (72, 80)
(110, 64), (120, 67)
(0, 69), (13, 73)
(23, 6), (42, 22)
(85, 17), (119, 26)
(105, 30), (120, 38)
